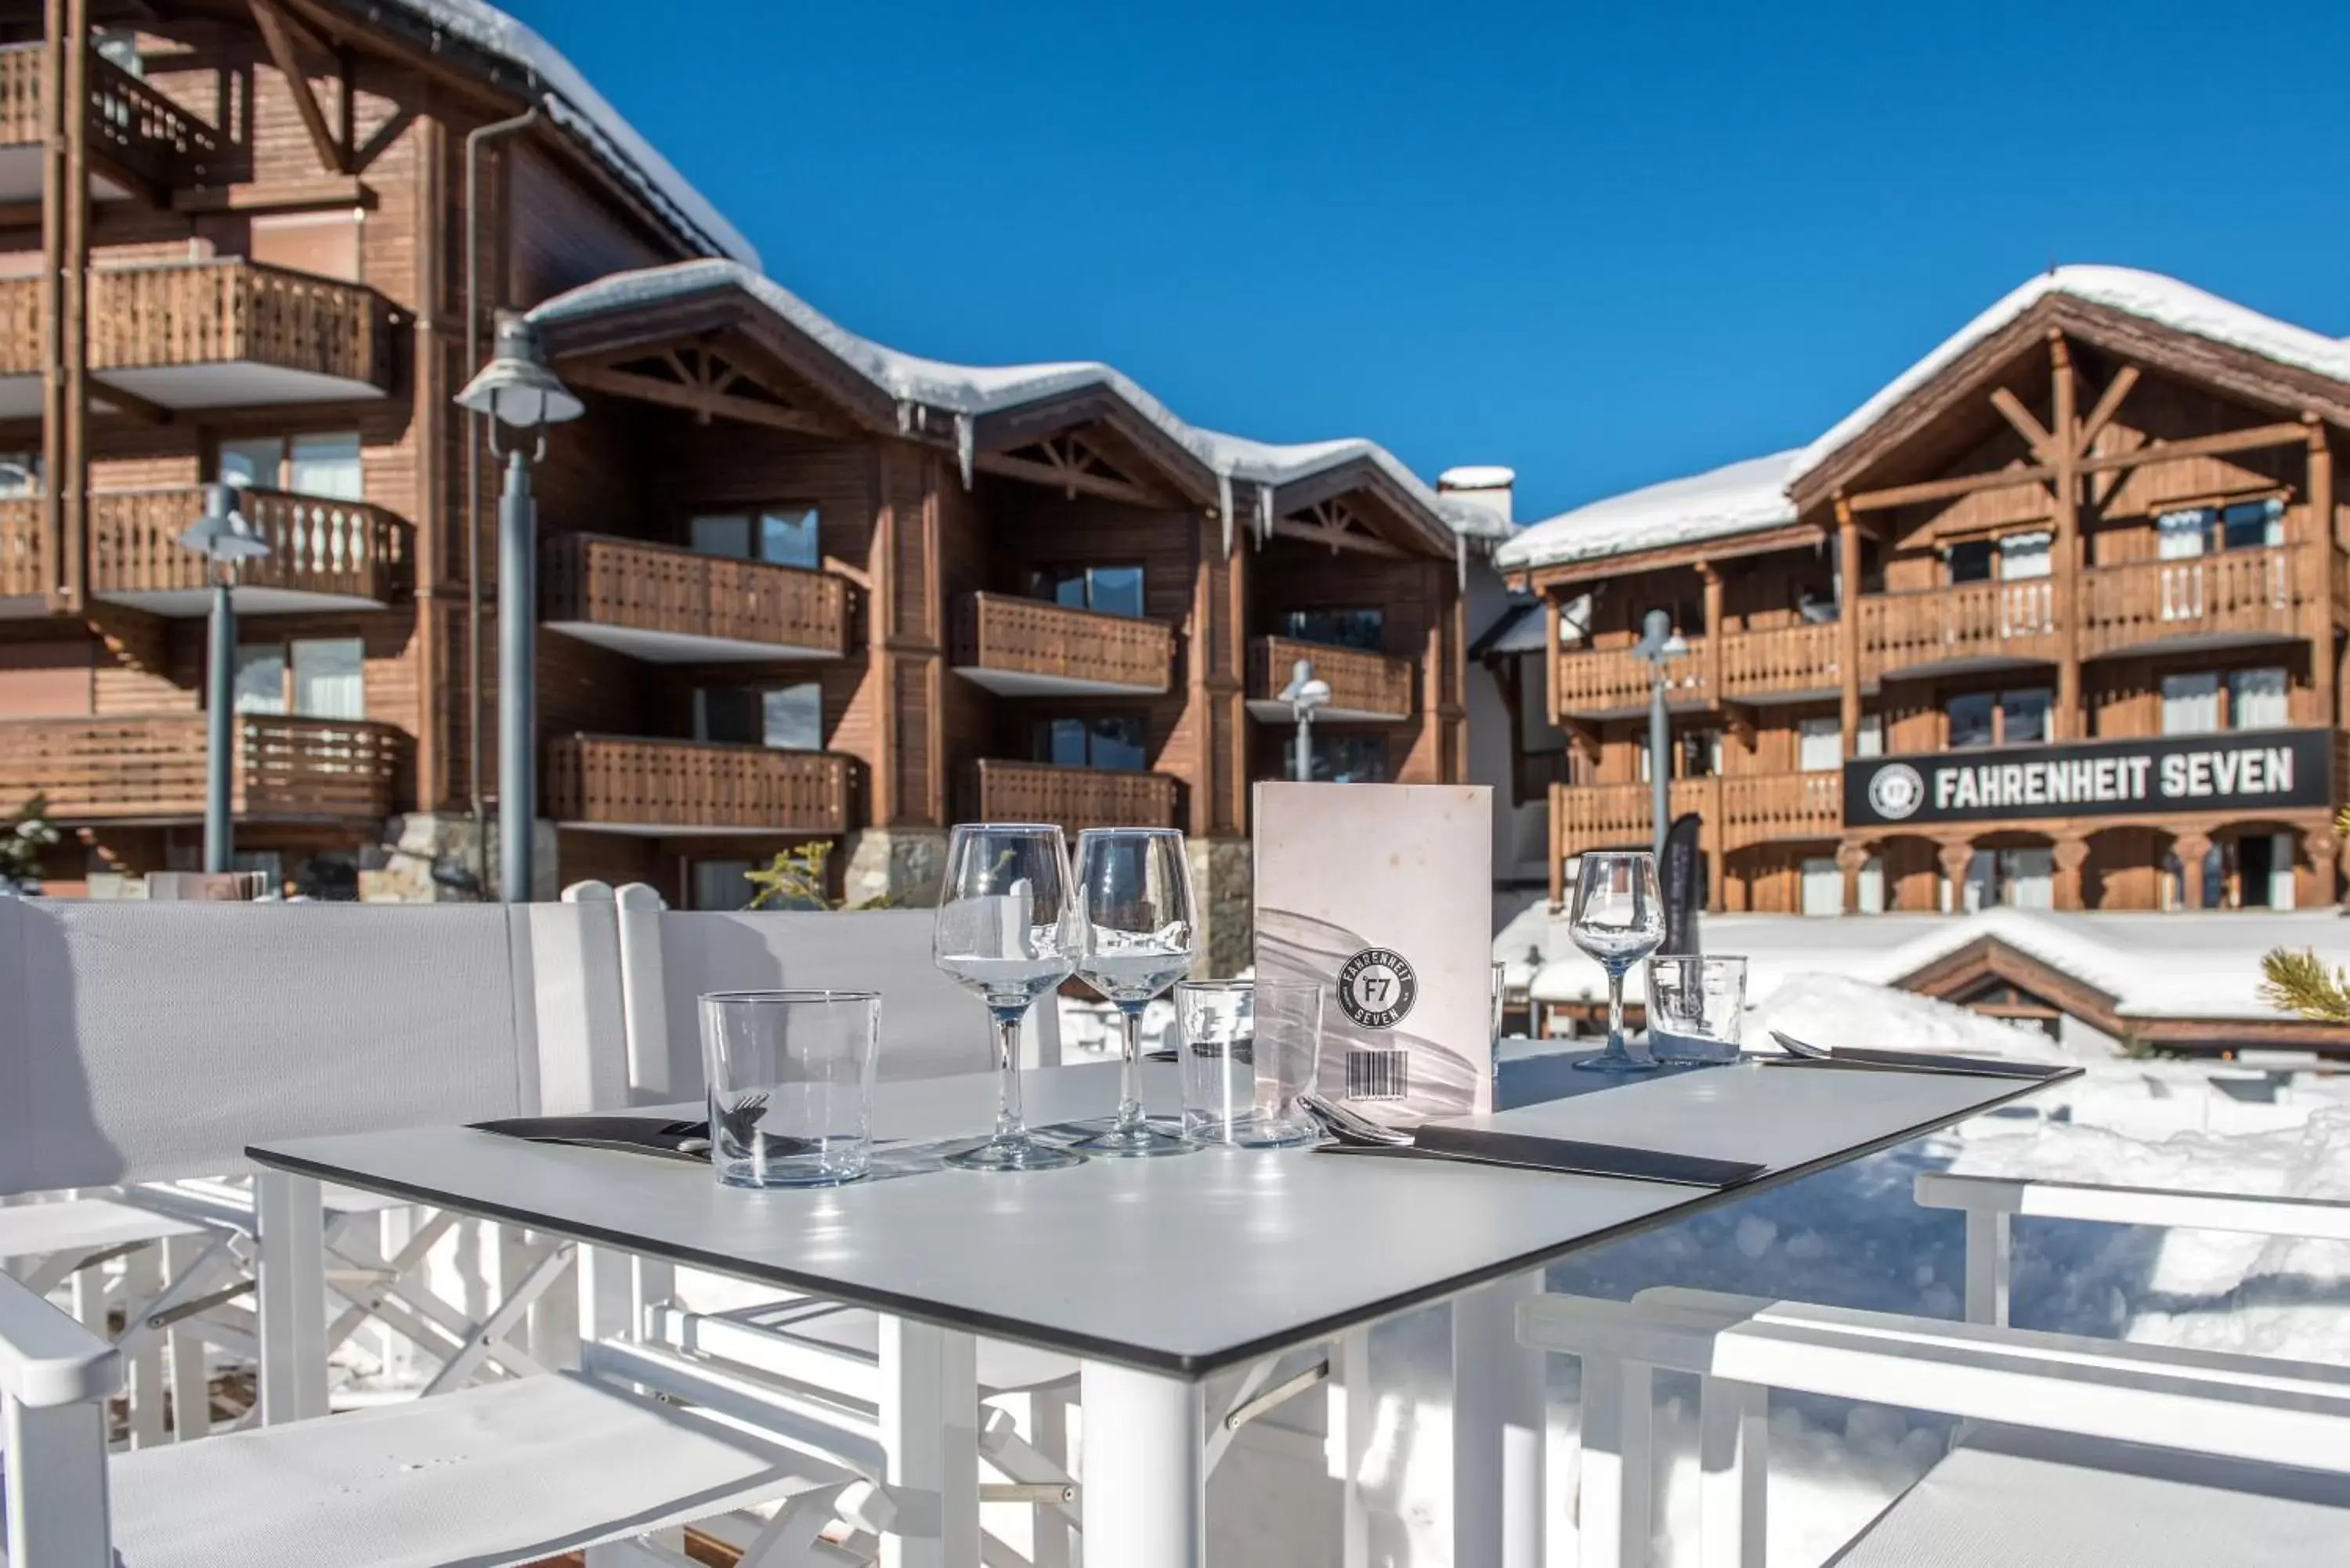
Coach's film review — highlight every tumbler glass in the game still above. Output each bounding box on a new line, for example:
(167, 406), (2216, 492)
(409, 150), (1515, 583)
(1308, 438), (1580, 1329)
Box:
(1645, 956), (1748, 1065)
(699, 990), (880, 1187)
(1176, 979), (1322, 1148)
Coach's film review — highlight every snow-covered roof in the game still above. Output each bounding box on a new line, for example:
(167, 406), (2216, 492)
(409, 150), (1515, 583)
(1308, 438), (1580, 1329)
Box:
(1515, 907), (2342, 1024)
(373, 0), (757, 268)
(1494, 450), (1803, 572)
(1792, 265), (2350, 490)
(530, 258), (1494, 545)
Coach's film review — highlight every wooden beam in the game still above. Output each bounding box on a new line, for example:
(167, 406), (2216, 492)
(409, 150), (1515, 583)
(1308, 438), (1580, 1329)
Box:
(562, 363), (842, 437)
(1988, 386), (2055, 461)
(172, 176), (377, 214)
(1836, 494), (1861, 756)
(2050, 331), (2081, 741)
(1269, 515), (1407, 558)
(251, 0), (348, 175)
(2075, 364), (2141, 455)
(1847, 421), (2311, 514)
(89, 378), (168, 425)
(974, 449), (1169, 507)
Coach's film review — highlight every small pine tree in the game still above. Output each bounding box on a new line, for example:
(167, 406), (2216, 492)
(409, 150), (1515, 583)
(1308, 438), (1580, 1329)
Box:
(0, 793), (59, 892)
(2259, 807), (2350, 1022)
(741, 841), (892, 912)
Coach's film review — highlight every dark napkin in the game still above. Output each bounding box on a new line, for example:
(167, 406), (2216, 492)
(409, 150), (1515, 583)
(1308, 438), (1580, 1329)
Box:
(1319, 1118), (1766, 1188)
(470, 1114), (710, 1163)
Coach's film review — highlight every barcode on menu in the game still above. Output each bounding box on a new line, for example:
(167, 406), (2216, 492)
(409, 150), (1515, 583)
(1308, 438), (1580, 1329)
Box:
(1345, 1048), (1409, 1101)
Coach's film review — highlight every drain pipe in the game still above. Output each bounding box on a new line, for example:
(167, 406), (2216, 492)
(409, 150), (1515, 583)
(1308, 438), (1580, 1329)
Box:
(463, 104), (539, 896)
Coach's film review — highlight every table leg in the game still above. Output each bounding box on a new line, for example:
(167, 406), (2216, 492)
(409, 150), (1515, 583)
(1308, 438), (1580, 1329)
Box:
(255, 1170), (327, 1424)
(1332, 1328), (1372, 1568)
(880, 1317), (979, 1568)
(1080, 1360), (1205, 1568)
(1454, 1270), (1546, 1568)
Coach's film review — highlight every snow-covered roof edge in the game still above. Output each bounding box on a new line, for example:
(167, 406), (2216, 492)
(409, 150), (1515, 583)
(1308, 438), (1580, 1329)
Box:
(530, 258), (1502, 546)
(1494, 450), (1802, 571)
(1792, 265), (2350, 490)
(363, 0), (757, 269)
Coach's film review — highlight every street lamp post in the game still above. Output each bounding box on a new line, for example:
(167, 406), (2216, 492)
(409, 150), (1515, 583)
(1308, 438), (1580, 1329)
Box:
(177, 485), (271, 873)
(1629, 609), (1690, 865)
(1277, 657), (1332, 782)
(454, 311), (584, 903)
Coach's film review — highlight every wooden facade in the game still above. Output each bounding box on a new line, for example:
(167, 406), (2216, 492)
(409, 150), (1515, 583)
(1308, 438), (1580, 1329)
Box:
(1509, 296), (2350, 917)
(0, 4), (1470, 906)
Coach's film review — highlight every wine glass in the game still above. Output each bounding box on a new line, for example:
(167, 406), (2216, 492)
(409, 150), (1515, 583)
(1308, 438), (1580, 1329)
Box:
(1568, 851), (1665, 1072)
(932, 823), (1083, 1172)
(1071, 827), (1198, 1158)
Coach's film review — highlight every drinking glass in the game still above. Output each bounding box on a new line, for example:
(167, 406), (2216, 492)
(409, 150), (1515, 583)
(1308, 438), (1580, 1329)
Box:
(698, 991), (880, 1187)
(932, 823), (1083, 1172)
(1647, 954), (1748, 1064)
(1569, 851), (1666, 1072)
(1071, 827), (1198, 1158)
(1176, 979), (1322, 1147)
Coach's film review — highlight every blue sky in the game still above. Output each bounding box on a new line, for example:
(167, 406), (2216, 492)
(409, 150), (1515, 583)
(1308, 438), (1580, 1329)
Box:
(507, 0), (2350, 522)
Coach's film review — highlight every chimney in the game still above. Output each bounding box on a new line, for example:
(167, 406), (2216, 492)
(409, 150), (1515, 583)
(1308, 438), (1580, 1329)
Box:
(1437, 464), (1515, 531)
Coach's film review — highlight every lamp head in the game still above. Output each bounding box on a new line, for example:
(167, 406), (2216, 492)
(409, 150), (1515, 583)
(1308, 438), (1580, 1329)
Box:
(1631, 608), (1689, 663)
(454, 311), (584, 429)
(1278, 657), (1331, 714)
(176, 482), (270, 563)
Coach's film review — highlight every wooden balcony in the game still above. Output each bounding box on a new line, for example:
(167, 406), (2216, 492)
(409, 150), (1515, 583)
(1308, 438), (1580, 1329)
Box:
(85, 486), (410, 612)
(965, 759), (1180, 835)
(1549, 771), (1842, 860)
(0, 495), (38, 605)
(1861, 577), (2057, 678)
(0, 714), (402, 823)
(1553, 637), (1712, 718)
(1246, 636), (1413, 722)
(951, 592), (1174, 696)
(541, 534), (848, 663)
(87, 261), (394, 406)
(0, 43), (220, 202)
(545, 735), (852, 836)
(2080, 546), (2308, 658)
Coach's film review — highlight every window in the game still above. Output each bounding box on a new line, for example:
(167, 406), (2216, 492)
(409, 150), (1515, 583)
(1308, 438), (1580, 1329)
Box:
(1947, 540), (1995, 583)
(1947, 688), (2050, 748)
(1279, 608), (1384, 652)
(2236, 833), (2296, 910)
(0, 453), (40, 497)
(1636, 730), (1720, 782)
(1855, 712), (1884, 757)
(2228, 667), (2289, 730)
(233, 638), (363, 719)
(695, 682), (822, 750)
(219, 433), (361, 498)
(1311, 734), (1388, 783)
(2161, 672), (2221, 736)
(1797, 716), (1842, 772)
(1998, 532), (2052, 580)
(690, 508), (821, 569)
(1028, 564), (1144, 618)
(2157, 508), (2208, 560)
(1034, 715), (1148, 771)
(2222, 498), (2285, 551)
(689, 859), (754, 912)
(2156, 499), (2285, 558)
(1800, 858), (1841, 917)
(1954, 848), (2052, 911)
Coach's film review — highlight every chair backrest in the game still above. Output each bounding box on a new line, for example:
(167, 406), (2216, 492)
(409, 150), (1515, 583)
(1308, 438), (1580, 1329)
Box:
(0, 891), (626, 1194)
(612, 888), (1058, 1105)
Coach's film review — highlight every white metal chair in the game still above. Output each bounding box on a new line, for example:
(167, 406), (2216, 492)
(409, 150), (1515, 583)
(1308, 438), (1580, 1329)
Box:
(1520, 1285), (2350, 1567)
(1914, 1168), (2350, 1327)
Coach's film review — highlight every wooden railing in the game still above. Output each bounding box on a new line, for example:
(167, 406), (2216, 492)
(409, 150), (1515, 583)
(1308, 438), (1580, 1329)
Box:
(0, 275), (38, 375)
(0, 495), (38, 598)
(1249, 635), (1414, 718)
(0, 44), (217, 189)
(1861, 578), (2056, 675)
(544, 735), (852, 834)
(89, 486), (410, 603)
(1719, 622), (1839, 698)
(953, 592), (1174, 691)
(1549, 771), (1842, 859)
(966, 759), (1180, 834)
(0, 714), (401, 822)
(541, 534), (848, 656)
(2079, 546), (2301, 657)
(89, 261), (390, 390)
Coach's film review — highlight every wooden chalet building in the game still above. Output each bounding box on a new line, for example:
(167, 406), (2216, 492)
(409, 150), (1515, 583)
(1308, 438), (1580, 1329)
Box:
(1499, 268), (2350, 918)
(0, 0), (1488, 956)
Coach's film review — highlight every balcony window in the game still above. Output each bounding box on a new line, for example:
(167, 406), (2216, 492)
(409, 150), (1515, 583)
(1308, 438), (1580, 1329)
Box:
(1954, 847), (2052, 912)
(2228, 667), (2289, 730)
(2157, 499), (2285, 558)
(1280, 608), (1384, 652)
(1947, 692), (1994, 749)
(1311, 734), (1389, 783)
(2160, 672), (2221, 736)
(1797, 716), (1842, 773)
(694, 681), (822, 750)
(1999, 532), (2051, 580)
(1947, 540), (1995, 584)
(1029, 564), (1144, 618)
(1856, 712), (1884, 757)
(219, 432), (362, 499)
(689, 859), (754, 912)
(690, 508), (821, 570)
(1034, 714), (1148, 771)
(0, 453), (39, 497)
(233, 637), (363, 719)
(1947, 687), (2049, 748)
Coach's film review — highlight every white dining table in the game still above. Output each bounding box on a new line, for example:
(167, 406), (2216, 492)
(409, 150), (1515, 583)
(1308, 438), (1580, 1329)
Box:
(247, 1054), (2066, 1568)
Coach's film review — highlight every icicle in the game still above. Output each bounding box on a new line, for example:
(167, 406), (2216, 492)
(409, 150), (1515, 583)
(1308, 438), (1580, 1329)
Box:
(1255, 482), (1273, 548)
(1456, 529), (1468, 591)
(1218, 469), (1235, 558)
(895, 399), (913, 434)
(955, 412), (974, 490)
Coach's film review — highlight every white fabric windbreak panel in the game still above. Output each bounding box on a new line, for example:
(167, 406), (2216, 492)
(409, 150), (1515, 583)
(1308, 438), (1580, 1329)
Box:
(0, 897), (31, 1194)
(508, 897), (627, 1117)
(653, 908), (1053, 1089)
(106, 1370), (849, 1568)
(1828, 1424), (2350, 1568)
(9, 903), (526, 1192)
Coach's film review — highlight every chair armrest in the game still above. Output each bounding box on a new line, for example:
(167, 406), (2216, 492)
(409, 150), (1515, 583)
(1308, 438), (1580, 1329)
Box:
(1915, 1171), (2350, 1241)
(0, 1270), (121, 1407)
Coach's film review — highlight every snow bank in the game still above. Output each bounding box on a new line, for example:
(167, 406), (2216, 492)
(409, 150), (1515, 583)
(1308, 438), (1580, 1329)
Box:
(1749, 971), (2072, 1062)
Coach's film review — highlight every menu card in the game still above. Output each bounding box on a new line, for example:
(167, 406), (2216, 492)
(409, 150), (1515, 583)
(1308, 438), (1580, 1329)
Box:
(1253, 782), (1494, 1128)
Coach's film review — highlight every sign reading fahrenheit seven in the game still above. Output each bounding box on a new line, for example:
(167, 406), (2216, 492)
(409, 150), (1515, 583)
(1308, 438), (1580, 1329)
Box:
(1844, 728), (2331, 828)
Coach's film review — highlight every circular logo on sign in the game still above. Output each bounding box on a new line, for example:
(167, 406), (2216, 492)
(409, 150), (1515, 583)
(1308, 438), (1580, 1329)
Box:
(1338, 947), (1418, 1030)
(1867, 762), (1925, 822)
